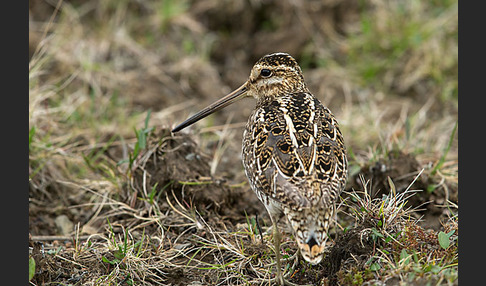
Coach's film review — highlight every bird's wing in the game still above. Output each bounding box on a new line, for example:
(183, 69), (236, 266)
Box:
(243, 92), (347, 209)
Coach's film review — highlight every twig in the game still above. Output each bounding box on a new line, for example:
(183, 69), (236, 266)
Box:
(31, 234), (104, 241)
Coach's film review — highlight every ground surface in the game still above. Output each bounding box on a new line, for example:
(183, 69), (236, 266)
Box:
(29, 0), (457, 285)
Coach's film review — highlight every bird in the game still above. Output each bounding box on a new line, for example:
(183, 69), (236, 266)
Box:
(172, 52), (348, 285)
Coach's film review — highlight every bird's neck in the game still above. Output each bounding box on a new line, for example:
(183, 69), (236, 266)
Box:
(254, 86), (309, 107)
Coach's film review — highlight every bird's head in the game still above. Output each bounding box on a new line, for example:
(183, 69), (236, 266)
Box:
(171, 52), (307, 132)
(246, 52), (308, 101)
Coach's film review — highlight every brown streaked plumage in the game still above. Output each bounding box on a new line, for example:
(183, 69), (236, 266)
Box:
(172, 53), (347, 285)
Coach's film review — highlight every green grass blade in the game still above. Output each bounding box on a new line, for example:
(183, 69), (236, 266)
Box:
(431, 121), (457, 175)
(29, 126), (36, 150)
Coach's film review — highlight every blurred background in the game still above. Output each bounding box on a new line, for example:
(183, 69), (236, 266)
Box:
(29, 0), (458, 178)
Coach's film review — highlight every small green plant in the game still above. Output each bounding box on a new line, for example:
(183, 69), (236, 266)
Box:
(29, 256), (36, 281)
(438, 229), (455, 250)
(103, 219), (130, 265)
(399, 249), (411, 265)
(82, 134), (118, 181)
(427, 121), (457, 193)
(132, 110), (154, 163)
(47, 245), (63, 256)
(365, 257), (381, 272)
(243, 211), (262, 243)
(431, 121), (457, 176)
(119, 110), (154, 171)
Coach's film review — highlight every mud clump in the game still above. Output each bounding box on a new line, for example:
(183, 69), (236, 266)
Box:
(349, 150), (455, 230)
(131, 129), (261, 220)
(322, 226), (375, 285)
(351, 151), (427, 198)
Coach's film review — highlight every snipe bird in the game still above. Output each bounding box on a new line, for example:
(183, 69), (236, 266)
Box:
(172, 53), (347, 285)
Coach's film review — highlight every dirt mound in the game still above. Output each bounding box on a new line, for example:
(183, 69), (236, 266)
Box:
(130, 129), (262, 221)
(349, 150), (456, 230)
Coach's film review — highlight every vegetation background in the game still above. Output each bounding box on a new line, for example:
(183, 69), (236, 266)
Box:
(29, 0), (458, 285)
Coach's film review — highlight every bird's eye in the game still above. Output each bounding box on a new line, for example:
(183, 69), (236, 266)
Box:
(260, 69), (272, 78)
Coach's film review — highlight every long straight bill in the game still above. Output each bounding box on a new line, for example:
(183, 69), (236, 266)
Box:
(171, 83), (248, 132)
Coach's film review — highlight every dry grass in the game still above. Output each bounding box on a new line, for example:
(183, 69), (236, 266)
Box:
(29, 0), (457, 285)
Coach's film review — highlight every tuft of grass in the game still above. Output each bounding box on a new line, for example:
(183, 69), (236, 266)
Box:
(344, 174), (418, 244)
(118, 110), (154, 173)
(337, 174), (457, 284)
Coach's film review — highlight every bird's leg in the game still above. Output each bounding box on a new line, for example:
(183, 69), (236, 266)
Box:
(265, 246), (298, 267)
(271, 223), (306, 286)
(265, 222), (298, 267)
(272, 222), (285, 285)
(269, 234), (315, 286)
